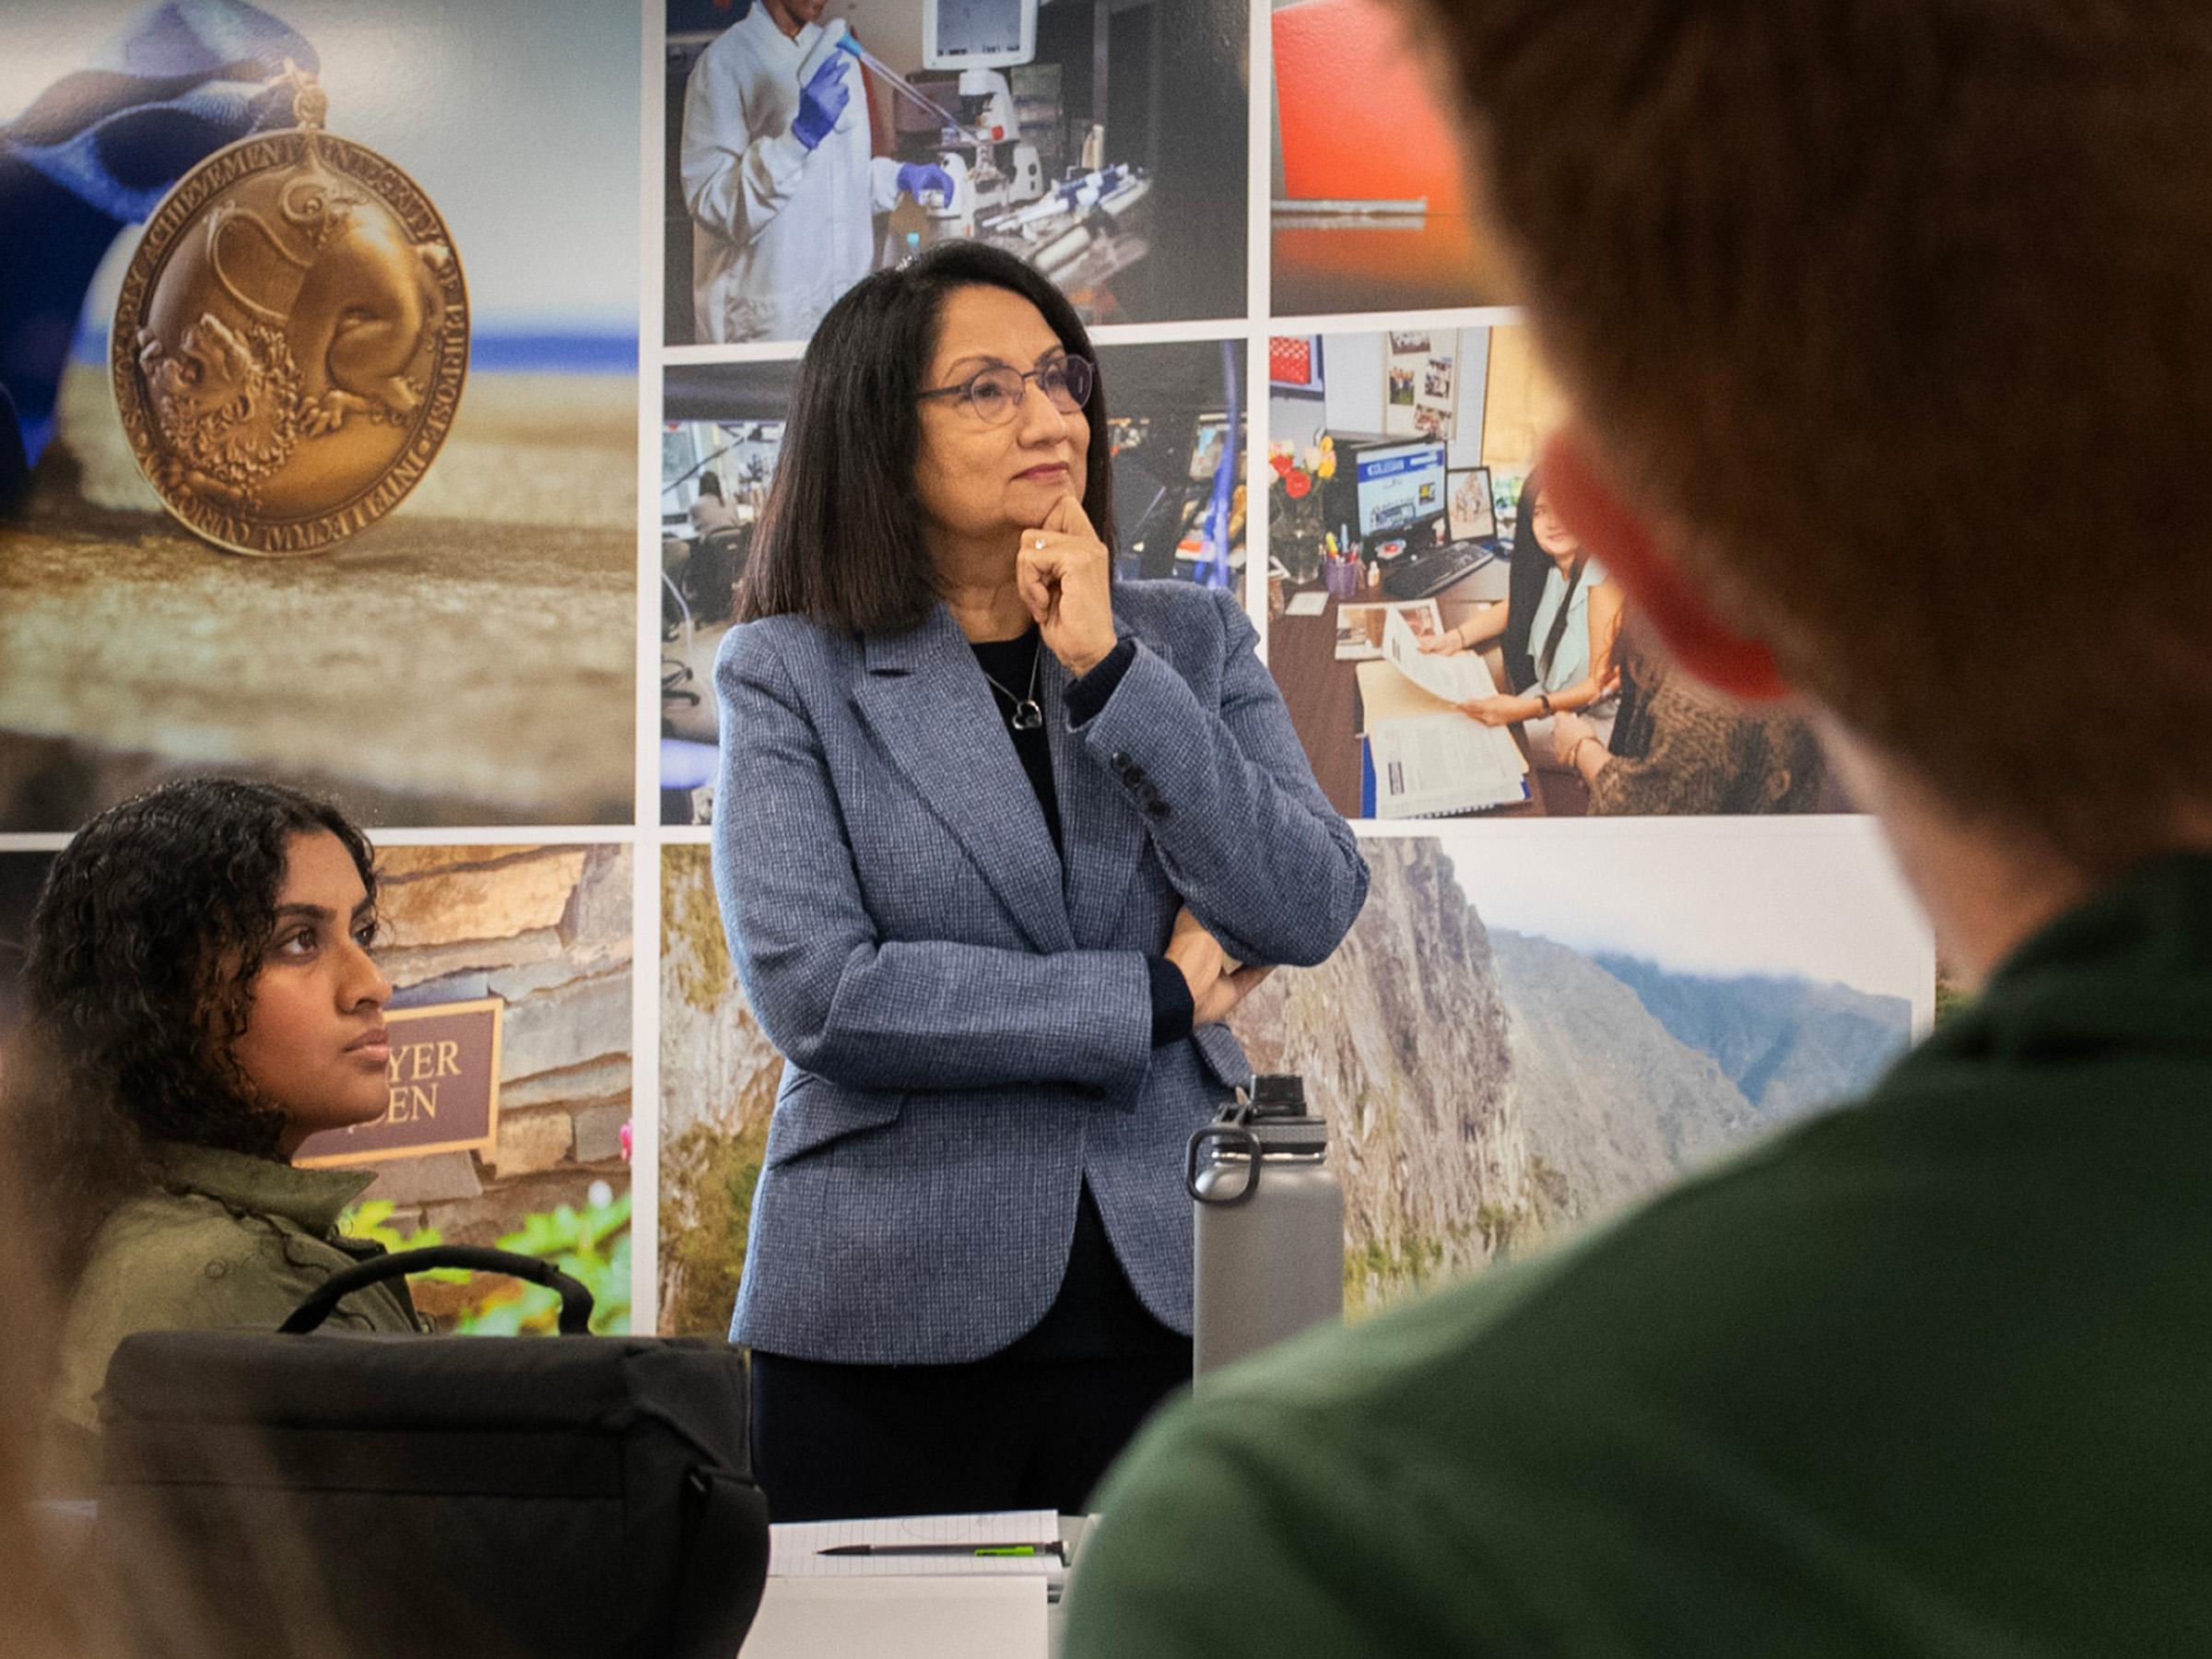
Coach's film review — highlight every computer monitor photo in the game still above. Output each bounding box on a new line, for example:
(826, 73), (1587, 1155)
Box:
(923, 0), (1039, 69)
(1447, 466), (1497, 544)
(1332, 440), (1449, 542)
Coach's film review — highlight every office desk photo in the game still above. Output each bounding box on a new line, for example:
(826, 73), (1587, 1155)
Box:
(1268, 561), (1555, 822)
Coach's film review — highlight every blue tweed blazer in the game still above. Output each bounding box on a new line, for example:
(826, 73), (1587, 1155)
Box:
(712, 580), (1368, 1363)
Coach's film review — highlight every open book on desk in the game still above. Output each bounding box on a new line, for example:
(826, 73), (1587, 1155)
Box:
(1357, 609), (1529, 818)
(770, 1510), (1067, 1582)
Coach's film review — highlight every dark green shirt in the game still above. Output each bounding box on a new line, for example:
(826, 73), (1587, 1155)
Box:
(1067, 855), (2212, 1656)
(42, 1143), (419, 1496)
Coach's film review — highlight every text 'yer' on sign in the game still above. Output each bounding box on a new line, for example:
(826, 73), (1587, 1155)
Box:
(295, 997), (502, 1167)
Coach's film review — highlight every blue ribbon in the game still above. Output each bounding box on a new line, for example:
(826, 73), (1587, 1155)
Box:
(1200, 338), (1239, 591)
(0, 0), (316, 499)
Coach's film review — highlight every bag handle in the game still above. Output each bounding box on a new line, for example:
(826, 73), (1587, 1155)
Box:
(279, 1244), (595, 1335)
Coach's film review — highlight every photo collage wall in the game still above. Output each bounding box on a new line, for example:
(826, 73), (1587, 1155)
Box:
(0, 0), (1935, 1335)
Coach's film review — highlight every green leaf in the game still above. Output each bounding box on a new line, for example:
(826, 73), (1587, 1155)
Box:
(340, 1200), (447, 1262)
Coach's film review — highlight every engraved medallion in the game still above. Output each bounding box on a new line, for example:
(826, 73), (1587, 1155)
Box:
(112, 69), (467, 557)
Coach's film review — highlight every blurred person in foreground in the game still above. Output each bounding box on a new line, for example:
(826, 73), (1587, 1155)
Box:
(0, 1148), (81, 1655)
(6, 780), (419, 1499)
(1068, 3), (2212, 1653)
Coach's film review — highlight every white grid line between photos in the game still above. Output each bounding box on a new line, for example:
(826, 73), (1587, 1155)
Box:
(1271, 303), (1529, 336)
(0, 829), (649, 853)
(632, 0), (673, 1332)
(664, 340), (806, 367)
(1242, 0), (1274, 662)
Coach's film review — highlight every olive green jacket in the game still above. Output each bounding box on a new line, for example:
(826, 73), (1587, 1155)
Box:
(42, 1143), (421, 1496)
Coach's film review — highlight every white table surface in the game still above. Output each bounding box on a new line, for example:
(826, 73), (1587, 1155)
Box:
(739, 1575), (1049, 1659)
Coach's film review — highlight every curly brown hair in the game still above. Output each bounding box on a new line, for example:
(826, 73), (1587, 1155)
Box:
(2, 778), (376, 1286)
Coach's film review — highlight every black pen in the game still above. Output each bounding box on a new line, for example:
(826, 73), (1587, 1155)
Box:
(818, 1542), (1065, 1560)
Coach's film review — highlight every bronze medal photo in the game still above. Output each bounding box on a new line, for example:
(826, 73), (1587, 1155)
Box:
(111, 71), (467, 557)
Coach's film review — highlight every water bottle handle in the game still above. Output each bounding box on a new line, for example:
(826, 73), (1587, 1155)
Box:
(1185, 1097), (1263, 1206)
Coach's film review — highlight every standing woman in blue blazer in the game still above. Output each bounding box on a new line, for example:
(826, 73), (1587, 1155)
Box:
(712, 241), (1369, 1521)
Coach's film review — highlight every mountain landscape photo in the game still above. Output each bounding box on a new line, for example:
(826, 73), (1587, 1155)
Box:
(1231, 836), (1915, 1312)
(1588, 952), (1911, 1122)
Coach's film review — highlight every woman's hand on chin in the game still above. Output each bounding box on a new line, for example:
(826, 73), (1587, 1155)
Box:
(1018, 495), (1117, 677)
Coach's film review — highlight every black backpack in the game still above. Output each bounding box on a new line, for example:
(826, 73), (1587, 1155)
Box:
(93, 1245), (769, 1659)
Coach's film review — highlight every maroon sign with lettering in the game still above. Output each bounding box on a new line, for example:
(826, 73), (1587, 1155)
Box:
(295, 997), (503, 1166)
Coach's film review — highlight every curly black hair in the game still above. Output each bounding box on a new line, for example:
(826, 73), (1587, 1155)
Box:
(2, 778), (376, 1286)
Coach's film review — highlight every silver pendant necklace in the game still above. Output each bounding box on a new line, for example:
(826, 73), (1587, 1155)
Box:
(978, 637), (1044, 731)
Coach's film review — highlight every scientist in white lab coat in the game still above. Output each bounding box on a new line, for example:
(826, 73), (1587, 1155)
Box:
(682, 0), (953, 343)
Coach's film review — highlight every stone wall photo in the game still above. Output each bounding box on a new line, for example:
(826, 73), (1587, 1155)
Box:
(344, 842), (634, 1332)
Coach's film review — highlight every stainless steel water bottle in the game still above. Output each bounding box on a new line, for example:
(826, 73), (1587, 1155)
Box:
(1187, 1074), (1345, 1379)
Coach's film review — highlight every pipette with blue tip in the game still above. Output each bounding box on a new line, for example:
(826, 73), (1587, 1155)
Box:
(826, 25), (968, 134)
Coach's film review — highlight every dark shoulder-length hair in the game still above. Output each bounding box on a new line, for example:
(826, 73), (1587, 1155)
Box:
(1505, 467), (1594, 688)
(1500, 467), (1550, 693)
(742, 241), (1117, 636)
(1, 777), (376, 1285)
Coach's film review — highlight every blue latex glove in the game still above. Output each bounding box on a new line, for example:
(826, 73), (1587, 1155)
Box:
(898, 162), (956, 207)
(791, 55), (851, 151)
(0, 0), (313, 470)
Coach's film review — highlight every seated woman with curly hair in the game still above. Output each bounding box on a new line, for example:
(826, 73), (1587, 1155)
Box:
(6, 779), (421, 1496)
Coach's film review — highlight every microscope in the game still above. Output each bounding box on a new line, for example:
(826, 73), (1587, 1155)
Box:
(918, 0), (1048, 238)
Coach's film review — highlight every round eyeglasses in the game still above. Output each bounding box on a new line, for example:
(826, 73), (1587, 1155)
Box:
(918, 355), (1095, 426)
